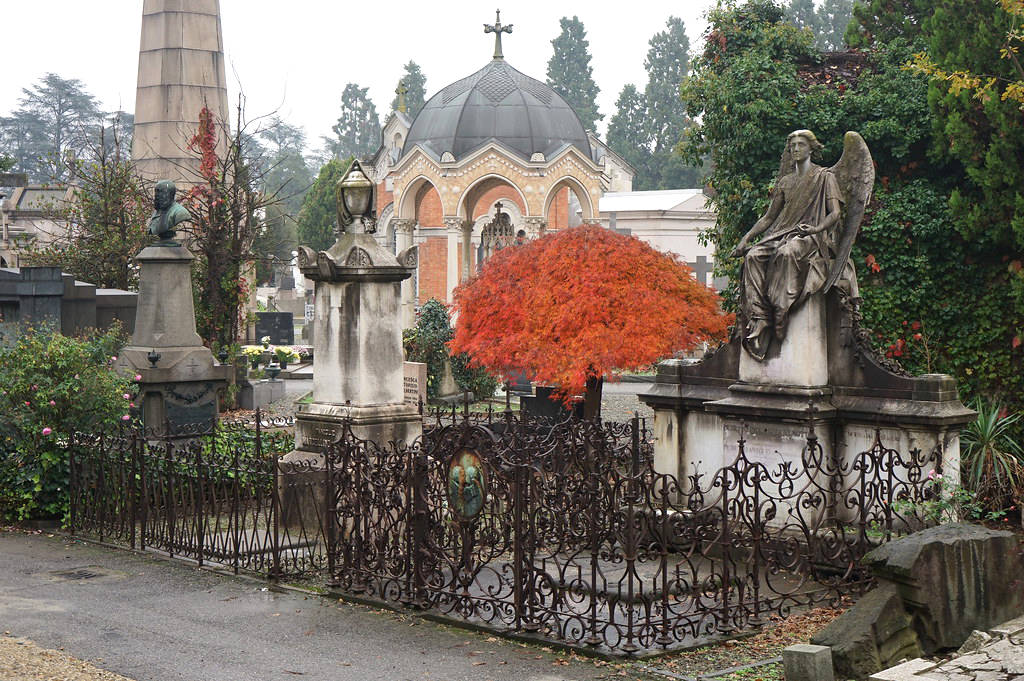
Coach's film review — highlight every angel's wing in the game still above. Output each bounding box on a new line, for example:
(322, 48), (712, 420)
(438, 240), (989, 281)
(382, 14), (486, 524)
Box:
(823, 131), (874, 294)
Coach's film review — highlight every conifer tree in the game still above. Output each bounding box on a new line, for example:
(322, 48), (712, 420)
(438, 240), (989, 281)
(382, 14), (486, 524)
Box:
(606, 84), (650, 178)
(323, 84), (380, 160)
(786, 0), (819, 34)
(816, 0), (854, 50)
(546, 16), (602, 131)
(642, 16), (701, 189)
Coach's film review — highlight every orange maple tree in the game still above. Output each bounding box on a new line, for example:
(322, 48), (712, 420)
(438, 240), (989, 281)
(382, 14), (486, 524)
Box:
(450, 225), (733, 417)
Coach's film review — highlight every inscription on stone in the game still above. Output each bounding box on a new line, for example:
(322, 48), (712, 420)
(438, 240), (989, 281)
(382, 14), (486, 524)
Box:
(404, 362), (427, 407)
(255, 311), (294, 344)
(300, 423), (339, 450)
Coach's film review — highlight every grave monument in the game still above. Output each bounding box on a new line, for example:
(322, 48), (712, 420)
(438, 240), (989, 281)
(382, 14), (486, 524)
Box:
(640, 130), (974, 491)
(290, 159), (421, 453)
(114, 181), (229, 433)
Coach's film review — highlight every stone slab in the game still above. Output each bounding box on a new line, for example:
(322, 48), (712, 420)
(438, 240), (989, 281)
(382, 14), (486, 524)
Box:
(868, 658), (936, 681)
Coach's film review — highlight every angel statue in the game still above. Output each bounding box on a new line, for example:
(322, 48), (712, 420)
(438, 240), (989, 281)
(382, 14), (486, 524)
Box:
(731, 130), (874, 361)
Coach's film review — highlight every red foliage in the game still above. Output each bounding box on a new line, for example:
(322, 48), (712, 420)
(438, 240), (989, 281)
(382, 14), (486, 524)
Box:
(449, 225), (733, 399)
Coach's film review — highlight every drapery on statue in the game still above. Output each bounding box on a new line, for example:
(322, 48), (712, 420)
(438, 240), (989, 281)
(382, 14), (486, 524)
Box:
(731, 130), (874, 361)
(148, 180), (191, 244)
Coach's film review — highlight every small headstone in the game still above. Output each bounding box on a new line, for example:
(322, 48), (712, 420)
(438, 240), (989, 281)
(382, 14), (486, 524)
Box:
(404, 362), (427, 408)
(782, 644), (835, 681)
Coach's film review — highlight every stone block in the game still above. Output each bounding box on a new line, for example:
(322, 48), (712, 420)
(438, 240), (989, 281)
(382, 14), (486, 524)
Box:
(739, 294), (828, 386)
(783, 643), (834, 681)
(811, 584), (923, 680)
(863, 523), (1024, 653)
(237, 379), (286, 410)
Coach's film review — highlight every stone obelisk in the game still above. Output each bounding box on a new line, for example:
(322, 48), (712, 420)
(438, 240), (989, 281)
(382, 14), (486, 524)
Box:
(132, 0), (230, 185)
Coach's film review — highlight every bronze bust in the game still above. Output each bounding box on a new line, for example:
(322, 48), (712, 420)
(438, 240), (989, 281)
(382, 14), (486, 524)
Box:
(732, 130), (874, 361)
(148, 180), (191, 244)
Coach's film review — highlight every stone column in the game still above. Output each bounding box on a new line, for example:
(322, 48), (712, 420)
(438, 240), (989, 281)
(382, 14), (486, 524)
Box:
(393, 218), (417, 328)
(460, 219), (474, 282)
(524, 216), (547, 239)
(444, 216), (462, 303)
(133, 0), (230, 185)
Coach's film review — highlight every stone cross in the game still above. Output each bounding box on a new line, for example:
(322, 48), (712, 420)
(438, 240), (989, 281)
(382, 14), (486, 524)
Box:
(484, 9), (513, 60)
(688, 255), (714, 287)
(395, 81), (408, 114)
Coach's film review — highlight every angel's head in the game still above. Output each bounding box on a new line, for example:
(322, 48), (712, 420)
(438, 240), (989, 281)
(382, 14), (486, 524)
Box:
(786, 130), (824, 162)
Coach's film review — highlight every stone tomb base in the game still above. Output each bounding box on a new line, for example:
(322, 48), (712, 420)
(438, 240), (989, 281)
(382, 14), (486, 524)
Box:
(640, 292), (973, 521)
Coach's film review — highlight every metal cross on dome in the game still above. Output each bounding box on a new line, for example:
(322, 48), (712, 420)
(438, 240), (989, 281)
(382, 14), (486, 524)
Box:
(484, 9), (513, 60)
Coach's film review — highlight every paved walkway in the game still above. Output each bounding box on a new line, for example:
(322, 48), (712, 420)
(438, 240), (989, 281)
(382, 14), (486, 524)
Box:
(0, 531), (641, 681)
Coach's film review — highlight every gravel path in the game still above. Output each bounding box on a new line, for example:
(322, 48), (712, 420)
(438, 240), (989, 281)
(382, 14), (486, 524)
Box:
(1, 635), (135, 681)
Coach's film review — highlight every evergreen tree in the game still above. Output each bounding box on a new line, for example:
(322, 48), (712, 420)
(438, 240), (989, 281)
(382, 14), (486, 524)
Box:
(786, 0), (819, 34)
(390, 62), (427, 118)
(253, 116), (312, 281)
(817, 0), (854, 50)
(0, 73), (104, 182)
(323, 84), (380, 160)
(546, 16), (602, 131)
(297, 159), (349, 252)
(606, 84), (650, 181)
(845, 0), (932, 47)
(643, 16), (701, 189)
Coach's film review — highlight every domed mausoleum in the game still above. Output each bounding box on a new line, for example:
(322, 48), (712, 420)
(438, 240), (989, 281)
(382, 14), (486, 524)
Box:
(367, 13), (635, 325)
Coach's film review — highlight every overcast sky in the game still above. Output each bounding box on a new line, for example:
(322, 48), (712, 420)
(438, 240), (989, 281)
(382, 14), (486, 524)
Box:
(0, 1), (717, 150)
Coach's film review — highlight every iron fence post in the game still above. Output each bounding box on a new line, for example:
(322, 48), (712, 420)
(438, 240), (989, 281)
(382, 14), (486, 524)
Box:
(196, 442), (205, 568)
(68, 433), (77, 537)
(98, 432), (106, 545)
(129, 427), (137, 550)
(166, 434), (175, 559)
(139, 429), (148, 552)
(326, 441), (338, 588)
(412, 446), (428, 607)
(232, 433), (240, 575)
(271, 450), (281, 581)
(512, 460), (525, 632)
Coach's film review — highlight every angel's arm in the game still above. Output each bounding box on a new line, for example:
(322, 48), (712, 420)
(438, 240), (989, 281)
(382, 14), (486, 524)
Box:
(732, 190), (785, 256)
(797, 194), (841, 235)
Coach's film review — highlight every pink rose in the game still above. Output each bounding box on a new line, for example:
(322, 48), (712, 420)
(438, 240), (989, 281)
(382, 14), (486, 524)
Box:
(111, 356), (117, 361)
(134, 374), (142, 381)
(41, 427), (52, 436)
(123, 393), (131, 400)
(121, 414), (131, 421)
(49, 400), (56, 406)
(24, 401), (30, 407)
(129, 402), (135, 408)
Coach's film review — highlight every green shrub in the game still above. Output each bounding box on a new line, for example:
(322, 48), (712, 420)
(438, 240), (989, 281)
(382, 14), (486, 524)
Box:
(403, 299), (498, 401)
(0, 325), (132, 521)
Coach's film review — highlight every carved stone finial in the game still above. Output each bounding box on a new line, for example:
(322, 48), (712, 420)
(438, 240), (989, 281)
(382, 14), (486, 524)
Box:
(483, 9), (513, 60)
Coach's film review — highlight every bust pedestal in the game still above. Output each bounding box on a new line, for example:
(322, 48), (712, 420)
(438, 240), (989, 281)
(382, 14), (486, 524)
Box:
(114, 244), (229, 434)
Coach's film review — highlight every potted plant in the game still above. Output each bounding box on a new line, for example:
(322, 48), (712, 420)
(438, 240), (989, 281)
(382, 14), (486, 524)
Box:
(241, 345), (263, 370)
(274, 346), (300, 370)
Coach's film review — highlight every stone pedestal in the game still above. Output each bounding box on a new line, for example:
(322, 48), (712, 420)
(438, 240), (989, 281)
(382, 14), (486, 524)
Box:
(289, 232), (421, 458)
(114, 244), (229, 433)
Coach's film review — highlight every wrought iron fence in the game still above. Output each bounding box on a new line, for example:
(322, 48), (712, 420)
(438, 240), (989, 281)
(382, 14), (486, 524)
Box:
(67, 408), (940, 654)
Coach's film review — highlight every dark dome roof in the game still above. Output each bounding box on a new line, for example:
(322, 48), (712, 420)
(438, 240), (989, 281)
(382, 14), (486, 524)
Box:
(403, 59), (592, 163)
